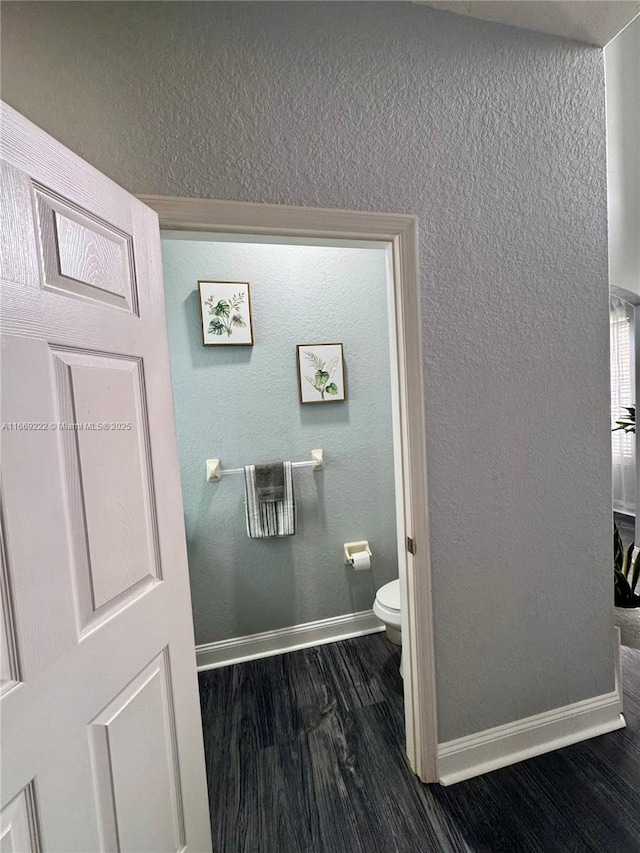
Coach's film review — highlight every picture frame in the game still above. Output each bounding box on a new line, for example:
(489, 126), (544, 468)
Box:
(198, 280), (254, 346)
(297, 343), (346, 404)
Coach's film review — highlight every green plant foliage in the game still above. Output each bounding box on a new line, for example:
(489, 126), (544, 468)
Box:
(205, 292), (246, 338)
(612, 408), (637, 606)
(613, 521), (640, 608)
(613, 405), (636, 434)
(212, 300), (230, 318)
(304, 351), (340, 400)
(304, 352), (325, 370)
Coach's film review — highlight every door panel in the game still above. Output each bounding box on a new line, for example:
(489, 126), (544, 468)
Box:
(0, 103), (212, 852)
(0, 510), (20, 697)
(89, 651), (185, 853)
(0, 783), (40, 853)
(51, 349), (160, 628)
(33, 185), (138, 311)
(2, 334), (80, 677)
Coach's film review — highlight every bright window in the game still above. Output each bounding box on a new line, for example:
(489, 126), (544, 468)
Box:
(610, 296), (635, 514)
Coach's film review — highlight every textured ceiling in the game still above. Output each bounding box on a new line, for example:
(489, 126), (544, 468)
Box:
(417, 1), (640, 46)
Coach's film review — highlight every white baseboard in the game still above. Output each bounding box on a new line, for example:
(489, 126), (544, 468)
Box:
(438, 681), (625, 786)
(615, 625), (623, 696)
(196, 609), (384, 671)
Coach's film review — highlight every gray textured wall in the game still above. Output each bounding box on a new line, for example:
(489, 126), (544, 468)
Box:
(1, 1), (614, 742)
(161, 235), (397, 646)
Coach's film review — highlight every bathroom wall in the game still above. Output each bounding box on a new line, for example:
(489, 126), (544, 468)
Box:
(161, 235), (397, 645)
(0, 1), (614, 743)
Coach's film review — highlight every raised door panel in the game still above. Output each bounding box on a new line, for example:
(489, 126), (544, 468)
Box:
(52, 349), (161, 631)
(0, 336), (79, 676)
(33, 186), (138, 312)
(0, 605), (13, 690)
(0, 783), (40, 853)
(0, 510), (20, 697)
(89, 651), (185, 853)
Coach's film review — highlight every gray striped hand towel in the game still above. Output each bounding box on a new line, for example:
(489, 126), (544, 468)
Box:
(244, 462), (295, 538)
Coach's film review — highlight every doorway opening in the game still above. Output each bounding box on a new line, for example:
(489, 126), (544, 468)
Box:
(143, 195), (437, 785)
(161, 230), (398, 639)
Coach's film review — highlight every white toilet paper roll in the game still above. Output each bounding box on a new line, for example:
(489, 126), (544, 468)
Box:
(350, 551), (371, 571)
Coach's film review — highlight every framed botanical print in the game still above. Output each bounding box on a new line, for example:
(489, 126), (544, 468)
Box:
(297, 343), (346, 403)
(198, 280), (254, 346)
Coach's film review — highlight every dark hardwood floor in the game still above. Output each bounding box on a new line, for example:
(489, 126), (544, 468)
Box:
(198, 634), (640, 853)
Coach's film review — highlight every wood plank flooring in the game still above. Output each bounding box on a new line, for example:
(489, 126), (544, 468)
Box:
(198, 635), (640, 852)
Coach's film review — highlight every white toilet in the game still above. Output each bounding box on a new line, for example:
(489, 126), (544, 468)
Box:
(373, 579), (402, 647)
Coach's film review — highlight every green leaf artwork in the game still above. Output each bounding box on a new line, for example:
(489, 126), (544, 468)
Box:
(199, 281), (253, 347)
(205, 292), (245, 338)
(304, 351), (340, 400)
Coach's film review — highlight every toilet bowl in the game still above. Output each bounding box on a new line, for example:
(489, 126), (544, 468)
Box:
(373, 579), (402, 646)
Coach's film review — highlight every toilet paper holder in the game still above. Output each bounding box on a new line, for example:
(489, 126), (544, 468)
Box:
(344, 540), (372, 568)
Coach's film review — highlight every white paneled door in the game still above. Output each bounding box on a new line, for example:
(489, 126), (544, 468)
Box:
(0, 103), (212, 852)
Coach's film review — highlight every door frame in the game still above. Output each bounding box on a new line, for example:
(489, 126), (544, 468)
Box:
(140, 194), (438, 782)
